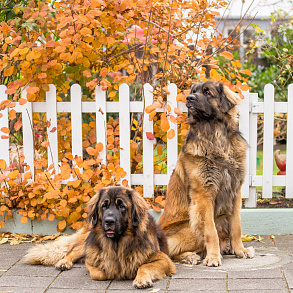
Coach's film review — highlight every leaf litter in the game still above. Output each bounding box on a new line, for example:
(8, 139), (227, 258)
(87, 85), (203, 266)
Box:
(0, 232), (64, 245)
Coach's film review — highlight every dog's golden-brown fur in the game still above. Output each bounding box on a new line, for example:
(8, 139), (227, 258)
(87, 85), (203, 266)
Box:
(158, 81), (255, 267)
(24, 186), (175, 288)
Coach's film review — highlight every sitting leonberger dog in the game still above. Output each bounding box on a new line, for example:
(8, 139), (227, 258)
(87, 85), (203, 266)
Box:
(24, 186), (175, 288)
(158, 80), (255, 267)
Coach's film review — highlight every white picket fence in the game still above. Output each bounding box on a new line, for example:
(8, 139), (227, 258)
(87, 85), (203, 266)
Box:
(0, 83), (292, 207)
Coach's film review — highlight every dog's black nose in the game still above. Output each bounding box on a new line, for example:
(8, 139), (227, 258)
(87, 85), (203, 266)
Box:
(105, 216), (115, 225)
(186, 94), (196, 102)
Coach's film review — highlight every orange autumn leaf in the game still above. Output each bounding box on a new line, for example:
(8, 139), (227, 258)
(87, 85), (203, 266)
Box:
(9, 109), (16, 120)
(14, 120), (22, 131)
(145, 104), (157, 114)
(48, 214), (55, 221)
(240, 84), (249, 91)
(151, 204), (161, 212)
(58, 220), (66, 231)
(167, 129), (175, 139)
(220, 51), (234, 60)
(41, 141), (50, 147)
(100, 67), (108, 77)
(1, 127), (10, 134)
(20, 216), (28, 224)
(95, 143), (103, 152)
(161, 113), (170, 132)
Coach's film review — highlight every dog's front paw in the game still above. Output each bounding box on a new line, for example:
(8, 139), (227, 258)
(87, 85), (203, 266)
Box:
(133, 273), (153, 289)
(55, 259), (73, 271)
(203, 255), (222, 267)
(234, 246), (255, 259)
(180, 252), (201, 265)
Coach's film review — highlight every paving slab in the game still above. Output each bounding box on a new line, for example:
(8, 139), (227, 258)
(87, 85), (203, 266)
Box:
(0, 287), (48, 293)
(168, 278), (227, 291)
(228, 268), (283, 279)
(227, 278), (286, 291)
(0, 275), (55, 290)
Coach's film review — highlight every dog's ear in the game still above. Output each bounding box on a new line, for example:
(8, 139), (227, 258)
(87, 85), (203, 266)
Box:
(217, 83), (235, 113)
(87, 189), (103, 226)
(127, 189), (149, 228)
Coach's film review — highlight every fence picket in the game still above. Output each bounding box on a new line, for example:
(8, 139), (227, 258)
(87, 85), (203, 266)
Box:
(95, 86), (107, 164)
(46, 84), (59, 173)
(167, 84), (178, 181)
(239, 90), (250, 199)
(262, 84), (274, 198)
(143, 83), (154, 198)
(0, 86), (9, 168)
(245, 93), (258, 207)
(21, 89), (34, 178)
(71, 84), (83, 159)
(119, 84), (131, 185)
(286, 85), (293, 198)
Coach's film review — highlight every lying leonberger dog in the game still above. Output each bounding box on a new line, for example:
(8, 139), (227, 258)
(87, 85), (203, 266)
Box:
(24, 186), (175, 288)
(158, 80), (255, 267)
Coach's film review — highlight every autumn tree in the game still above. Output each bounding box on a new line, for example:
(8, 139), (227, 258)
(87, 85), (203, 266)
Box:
(0, 0), (251, 230)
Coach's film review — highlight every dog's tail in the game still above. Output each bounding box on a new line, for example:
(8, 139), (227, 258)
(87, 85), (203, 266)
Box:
(23, 227), (86, 266)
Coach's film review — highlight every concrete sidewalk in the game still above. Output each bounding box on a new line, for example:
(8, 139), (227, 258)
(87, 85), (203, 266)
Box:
(0, 235), (292, 293)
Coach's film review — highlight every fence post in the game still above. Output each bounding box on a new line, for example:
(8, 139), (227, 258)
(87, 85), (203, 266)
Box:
(245, 93), (258, 207)
(46, 85), (59, 173)
(286, 84), (293, 198)
(71, 84), (83, 160)
(95, 86), (107, 164)
(262, 84), (274, 198)
(143, 83), (154, 198)
(167, 84), (178, 182)
(119, 84), (131, 185)
(0, 86), (9, 167)
(239, 90), (250, 200)
(21, 88), (34, 178)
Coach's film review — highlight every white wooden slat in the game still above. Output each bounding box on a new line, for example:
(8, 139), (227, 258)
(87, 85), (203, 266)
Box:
(251, 102), (288, 114)
(71, 84), (83, 159)
(119, 84), (131, 185)
(262, 84), (274, 198)
(131, 174), (169, 186)
(21, 89), (34, 178)
(239, 90), (250, 199)
(245, 93), (258, 207)
(286, 84), (293, 198)
(0, 86), (10, 171)
(46, 84), (59, 173)
(251, 175), (286, 187)
(95, 86), (107, 164)
(167, 84), (178, 181)
(143, 83), (154, 198)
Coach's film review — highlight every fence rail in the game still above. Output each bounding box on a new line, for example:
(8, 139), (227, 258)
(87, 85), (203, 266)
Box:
(1, 83), (293, 207)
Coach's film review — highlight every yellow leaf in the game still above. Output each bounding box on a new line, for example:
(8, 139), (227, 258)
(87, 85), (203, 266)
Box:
(24, 172), (32, 180)
(80, 27), (92, 35)
(72, 180), (81, 188)
(0, 159), (6, 169)
(8, 170), (19, 179)
(109, 91), (116, 98)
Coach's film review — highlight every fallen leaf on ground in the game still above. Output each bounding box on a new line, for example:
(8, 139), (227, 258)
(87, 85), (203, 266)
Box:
(241, 234), (257, 242)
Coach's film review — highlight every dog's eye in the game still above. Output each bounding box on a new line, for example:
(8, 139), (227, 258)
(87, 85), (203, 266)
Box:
(117, 199), (125, 209)
(102, 201), (108, 209)
(203, 88), (210, 96)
